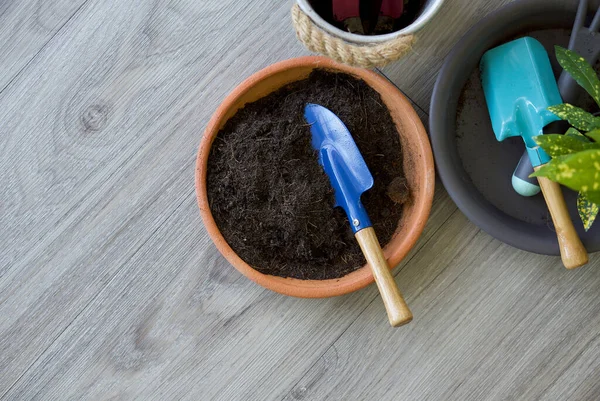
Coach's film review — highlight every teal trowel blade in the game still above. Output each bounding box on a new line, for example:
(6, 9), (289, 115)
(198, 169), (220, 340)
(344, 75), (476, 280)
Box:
(480, 37), (563, 166)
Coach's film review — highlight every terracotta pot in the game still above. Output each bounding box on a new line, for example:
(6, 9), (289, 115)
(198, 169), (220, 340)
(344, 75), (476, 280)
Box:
(195, 56), (434, 298)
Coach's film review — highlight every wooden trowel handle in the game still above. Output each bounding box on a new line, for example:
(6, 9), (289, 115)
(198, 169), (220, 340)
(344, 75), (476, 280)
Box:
(534, 166), (589, 269)
(355, 227), (412, 327)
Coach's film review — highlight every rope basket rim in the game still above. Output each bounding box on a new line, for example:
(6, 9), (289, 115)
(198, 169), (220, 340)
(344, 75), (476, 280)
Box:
(295, 0), (420, 44)
(291, 3), (415, 68)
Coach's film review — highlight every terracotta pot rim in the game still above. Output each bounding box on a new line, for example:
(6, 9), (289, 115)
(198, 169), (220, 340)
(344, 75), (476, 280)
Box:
(196, 56), (434, 298)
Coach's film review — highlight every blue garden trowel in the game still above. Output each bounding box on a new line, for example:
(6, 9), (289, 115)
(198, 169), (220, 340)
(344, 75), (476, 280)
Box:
(304, 103), (412, 327)
(481, 37), (588, 269)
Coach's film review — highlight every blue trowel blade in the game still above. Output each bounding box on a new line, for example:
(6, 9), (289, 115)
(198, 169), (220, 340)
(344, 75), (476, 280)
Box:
(304, 103), (373, 233)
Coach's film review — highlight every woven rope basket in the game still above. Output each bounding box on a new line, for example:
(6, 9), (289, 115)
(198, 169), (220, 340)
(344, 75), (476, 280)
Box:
(291, 3), (416, 69)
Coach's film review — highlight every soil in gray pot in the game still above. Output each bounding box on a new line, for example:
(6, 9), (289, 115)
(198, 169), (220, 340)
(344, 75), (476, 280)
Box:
(207, 70), (409, 280)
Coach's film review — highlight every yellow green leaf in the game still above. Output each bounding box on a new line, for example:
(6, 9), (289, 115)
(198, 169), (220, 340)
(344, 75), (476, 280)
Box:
(548, 104), (600, 131)
(556, 46), (600, 107)
(578, 192), (600, 231)
(530, 149), (600, 194)
(586, 129), (600, 143)
(534, 134), (600, 157)
(565, 127), (590, 142)
(583, 190), (600, 204)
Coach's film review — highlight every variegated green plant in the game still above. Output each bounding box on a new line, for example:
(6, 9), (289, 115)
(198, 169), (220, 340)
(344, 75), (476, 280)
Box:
(531, 46), (600, 231)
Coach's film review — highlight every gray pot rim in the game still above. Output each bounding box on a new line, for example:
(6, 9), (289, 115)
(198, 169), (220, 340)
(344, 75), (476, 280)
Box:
(429, 0), (586, 255)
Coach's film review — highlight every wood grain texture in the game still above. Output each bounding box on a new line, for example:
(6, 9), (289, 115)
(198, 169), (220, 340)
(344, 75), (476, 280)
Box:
(0, 0), (306, 395)
(282, 214), (600, 401)
(2, 0), (600, 400)
(0, 0), (89, 92)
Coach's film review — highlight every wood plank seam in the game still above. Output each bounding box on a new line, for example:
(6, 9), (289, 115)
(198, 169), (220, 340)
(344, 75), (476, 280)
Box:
(0, 149), (192, 296)
(0, 0), (92, 96)
(443, 301), (549, 400)
(281, 206), (462, 398)
(535, 332), (600, 400)
(0, 189), (194, 400)
(375, 67), (430, 118)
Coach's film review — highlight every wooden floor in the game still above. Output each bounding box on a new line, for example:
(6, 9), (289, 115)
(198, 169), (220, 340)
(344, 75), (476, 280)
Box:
(2, 0), (599, 399)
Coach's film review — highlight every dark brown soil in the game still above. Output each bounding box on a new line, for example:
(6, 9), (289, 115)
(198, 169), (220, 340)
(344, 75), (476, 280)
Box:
(207, 70), (407, 280)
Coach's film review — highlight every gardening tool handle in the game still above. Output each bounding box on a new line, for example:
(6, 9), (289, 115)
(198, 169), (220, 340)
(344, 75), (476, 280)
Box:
(355, 227), (412, 327)
(534, 166), (589, 269)
(512, 67), (584, 196)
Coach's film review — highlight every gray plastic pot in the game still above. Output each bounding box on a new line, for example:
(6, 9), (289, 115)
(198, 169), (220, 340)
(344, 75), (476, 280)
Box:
(429, 0), (600, 255)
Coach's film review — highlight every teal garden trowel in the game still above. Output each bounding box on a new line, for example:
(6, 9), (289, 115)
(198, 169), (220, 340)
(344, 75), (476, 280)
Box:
(304, 103), (412, 327)
(481, 37), (588, 269)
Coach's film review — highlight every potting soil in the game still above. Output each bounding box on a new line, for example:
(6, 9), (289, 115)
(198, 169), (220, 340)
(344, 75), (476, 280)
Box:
(207, 70), (408, 280)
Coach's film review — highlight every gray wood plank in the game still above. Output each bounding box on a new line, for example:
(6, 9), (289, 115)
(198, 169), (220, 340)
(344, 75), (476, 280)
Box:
(0, 0), (89, 93)
(0, 0), (307, 394)
(2, 183), (456, 401)
(281, 215), (600, 401)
